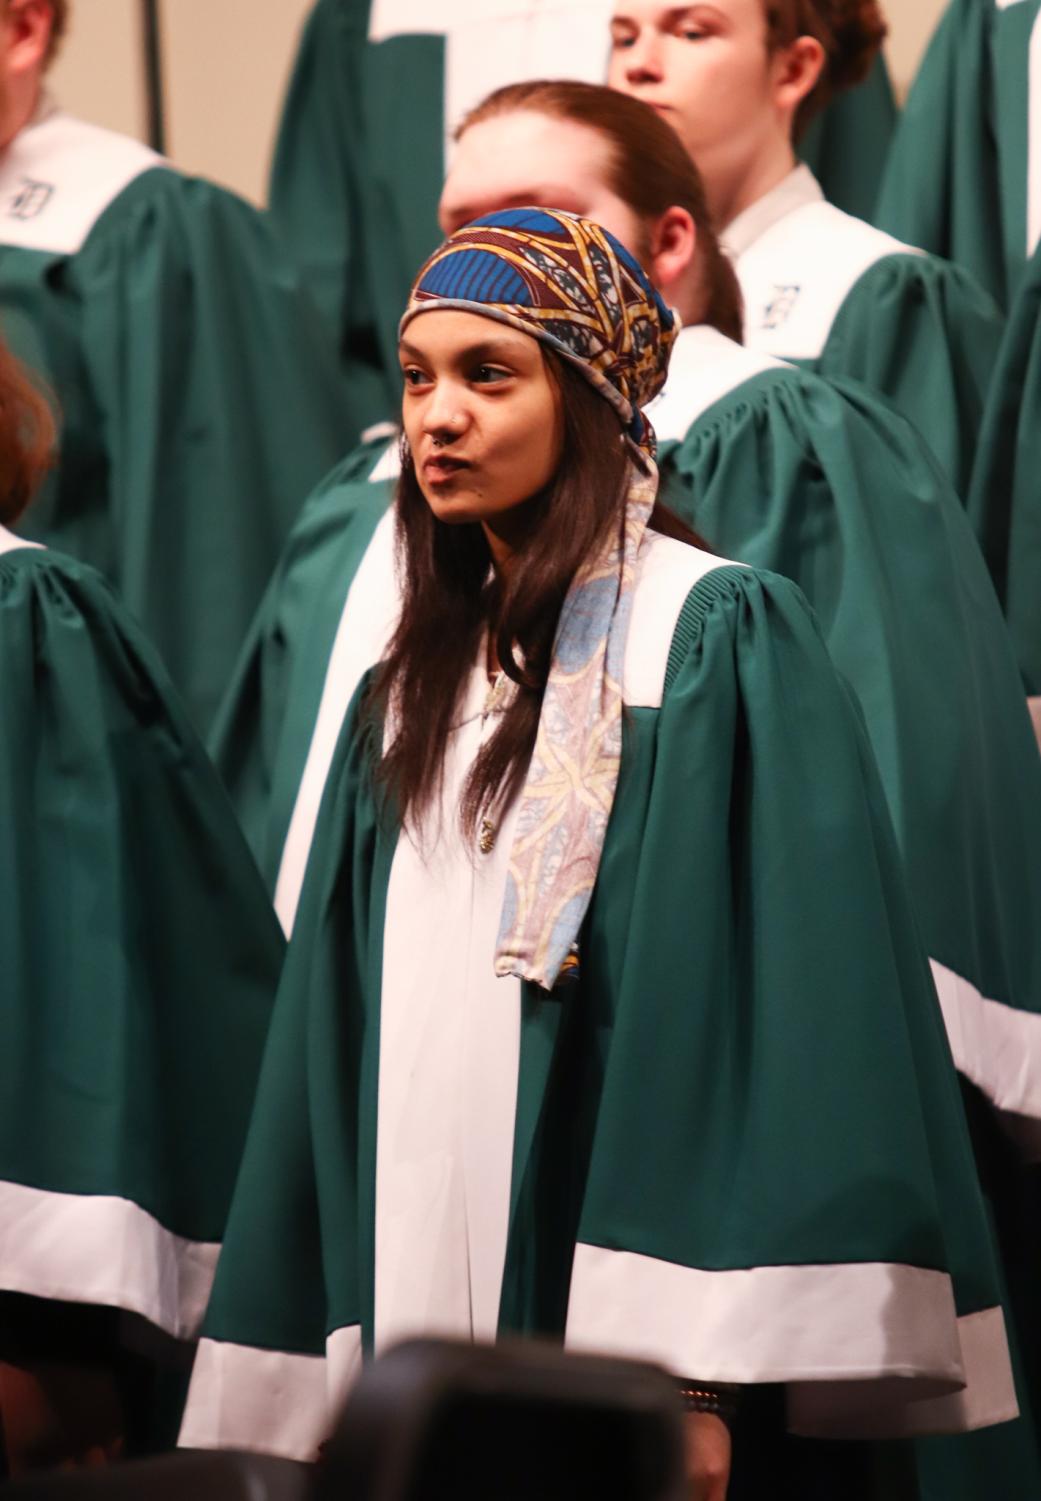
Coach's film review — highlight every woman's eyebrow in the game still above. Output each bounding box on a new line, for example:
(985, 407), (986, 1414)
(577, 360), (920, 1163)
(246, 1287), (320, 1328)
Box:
(399, 336), (525, 364)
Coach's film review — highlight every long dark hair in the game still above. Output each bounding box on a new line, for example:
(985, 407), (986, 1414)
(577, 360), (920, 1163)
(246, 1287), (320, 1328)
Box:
(366, 351), (703, 839)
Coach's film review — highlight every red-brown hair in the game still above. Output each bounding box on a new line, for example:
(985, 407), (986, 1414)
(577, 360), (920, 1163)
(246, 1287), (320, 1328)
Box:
(457, 79), (743, 344)
(0, 339), (55, 526)
(764, 1), (887, 136)
(48, 0), (68, 62)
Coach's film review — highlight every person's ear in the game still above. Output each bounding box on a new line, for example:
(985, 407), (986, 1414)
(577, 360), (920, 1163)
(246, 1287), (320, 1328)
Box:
(5, 0), (53, 81)
(770, 35), (826, 125)
(647, 207), (697, 300)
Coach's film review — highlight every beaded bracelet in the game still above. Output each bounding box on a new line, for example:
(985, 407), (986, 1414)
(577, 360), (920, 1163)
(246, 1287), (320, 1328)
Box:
(675, 1381), (741, 1426)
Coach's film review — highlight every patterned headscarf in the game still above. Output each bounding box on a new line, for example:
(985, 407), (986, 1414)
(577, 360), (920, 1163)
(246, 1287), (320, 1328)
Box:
(402, 208), (677, 990)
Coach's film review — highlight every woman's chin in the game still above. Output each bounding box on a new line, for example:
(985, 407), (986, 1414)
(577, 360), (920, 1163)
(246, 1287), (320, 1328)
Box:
(423, 494), (485, 526)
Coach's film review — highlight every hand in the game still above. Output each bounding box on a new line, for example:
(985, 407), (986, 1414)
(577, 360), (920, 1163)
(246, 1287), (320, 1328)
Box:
(683, 1409), (731, 1501)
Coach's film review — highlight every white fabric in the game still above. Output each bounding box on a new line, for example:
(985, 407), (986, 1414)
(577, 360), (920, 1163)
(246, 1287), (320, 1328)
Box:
(0, 1177), (218, 1341)
(367, 0), (612, 167)
(621, 530), (742, 707)
(179, 1326), (362, 1460)
(0, 105), (163, 255)
(0, 523), (42, 555)
(274, 505), (401, 936)
(788, 1307), (1017, 1440)
(373, 534), (730, 1353)
(721, 163), (826, 259)
(931, 957), (1041, 1156)
(566, 1244), (1016, 1437)
(368, 440), (403, 481)
(376, 661), (524, 1354)
(646, 325), (785, 443)
(723, 165), (921, 360)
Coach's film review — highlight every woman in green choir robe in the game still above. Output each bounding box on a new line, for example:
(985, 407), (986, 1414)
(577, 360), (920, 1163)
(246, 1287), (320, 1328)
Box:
(182, 206), (1020, 1500)
(876, 0), (1041, 313)
(214, 89), (1041, 1493)
(607, 0), (1006, 504)
(0, 334), (285, 1467)
(268, 0), (898, 432)
(0, 0), (352, 734)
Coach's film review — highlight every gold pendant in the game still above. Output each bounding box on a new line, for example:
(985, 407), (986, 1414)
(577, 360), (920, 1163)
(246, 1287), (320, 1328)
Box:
(478, 818), (497, 854)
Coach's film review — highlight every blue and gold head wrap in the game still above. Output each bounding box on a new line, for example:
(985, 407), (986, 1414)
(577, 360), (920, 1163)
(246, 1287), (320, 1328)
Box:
(401, 206), (676, 456)
(401, 208), (677, 991)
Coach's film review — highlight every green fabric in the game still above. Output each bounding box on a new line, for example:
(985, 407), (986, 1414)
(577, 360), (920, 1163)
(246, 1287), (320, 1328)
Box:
(200, 673), (389, 1356)
(269, 0), (442, 432)
(800, 251), (1005, 501)
(1, 167), (352, 734)
(0, 545), (283, 1250)
(660, 369), (1041, 1038)
(875, 0), (1040, 311)
(199, 567), (1014, 1496)
(799, 54), (897, 222)
(209, 436), (393, 888)
(967, 243), (1041, 694)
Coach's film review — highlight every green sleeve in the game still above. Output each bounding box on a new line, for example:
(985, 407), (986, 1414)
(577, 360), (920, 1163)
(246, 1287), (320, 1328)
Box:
(200, 674), (387, 1358)
(660, 374), (1041, 1132)
(968, 245), (1041, 694)
(269, 0), (359, 365)
(874, 0), (1009, 308)
(268, 0), (400, 434)
(818, 252), (1005, 497)
(798, 54), (896, 221)
(0, 548), (284, 1331)
(209, 440), (394, 886)
(571, 568), (1008, 1413)
(70, 169), (353, 734)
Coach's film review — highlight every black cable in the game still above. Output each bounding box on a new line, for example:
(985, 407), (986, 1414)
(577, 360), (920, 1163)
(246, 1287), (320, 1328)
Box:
(141, 0), (165, 154)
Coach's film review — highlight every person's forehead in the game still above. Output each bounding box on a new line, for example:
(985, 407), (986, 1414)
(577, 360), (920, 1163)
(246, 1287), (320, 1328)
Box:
(400, 309), (538, 360)
(612, 0), (758, 23)
(442, 113), (613, 218)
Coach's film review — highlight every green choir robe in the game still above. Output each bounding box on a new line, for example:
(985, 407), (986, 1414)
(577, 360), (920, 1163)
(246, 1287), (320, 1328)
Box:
(726, 164), (1006, 502)
(967, 243), (1041, 721)
(875, 0), (1041, 312)
(211, 330), (1041, 1487)
(268, 0), (900, 426)
(0, 101), (352, 733)
(0, 529), (284, 1356)
(181, 542), (1019, 1495)
(214, 327), (1041, 1159)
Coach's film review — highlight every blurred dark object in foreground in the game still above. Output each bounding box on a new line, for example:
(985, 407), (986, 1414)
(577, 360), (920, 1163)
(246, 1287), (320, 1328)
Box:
(0, 1448), (310, 1500)
(319, 1338), (687, 1501)
(2, 1338), (685, 1500)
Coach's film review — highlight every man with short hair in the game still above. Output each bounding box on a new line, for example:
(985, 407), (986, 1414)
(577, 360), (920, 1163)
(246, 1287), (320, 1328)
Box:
(0, 0), (352, 732)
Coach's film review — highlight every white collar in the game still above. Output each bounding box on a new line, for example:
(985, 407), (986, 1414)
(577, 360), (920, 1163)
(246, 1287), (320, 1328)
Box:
(647, 324), (786, 441)
(721, 164), (824, 259)
(0, 523), (43, 556)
